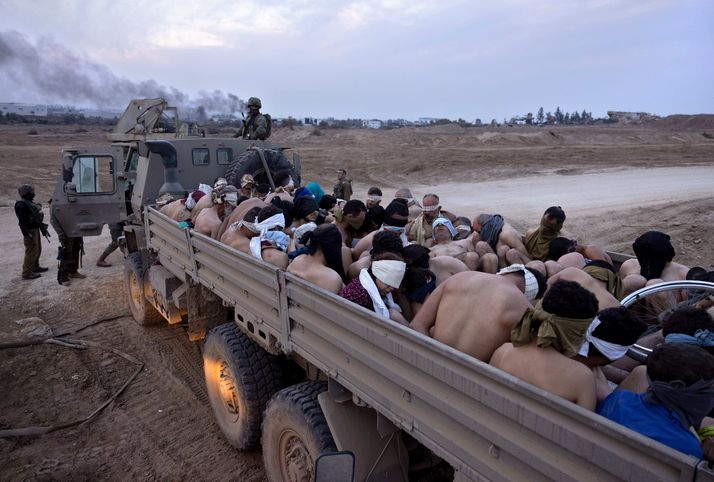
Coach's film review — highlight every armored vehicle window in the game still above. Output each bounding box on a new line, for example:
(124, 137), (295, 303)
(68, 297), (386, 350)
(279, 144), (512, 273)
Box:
(73, 156), (115, 193)
(192, 148), (210, 166)
(217, 147), (233, 165)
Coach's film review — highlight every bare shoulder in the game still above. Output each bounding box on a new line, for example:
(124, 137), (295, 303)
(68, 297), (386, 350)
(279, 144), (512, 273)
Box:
(489, 343), (513, 368)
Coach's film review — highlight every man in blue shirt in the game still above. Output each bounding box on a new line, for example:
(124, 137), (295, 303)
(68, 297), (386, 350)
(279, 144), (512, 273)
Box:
(598, 343), (714, 459)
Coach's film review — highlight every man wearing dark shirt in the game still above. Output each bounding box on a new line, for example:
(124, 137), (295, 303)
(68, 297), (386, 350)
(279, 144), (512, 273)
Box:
(14, 184), (49, 279)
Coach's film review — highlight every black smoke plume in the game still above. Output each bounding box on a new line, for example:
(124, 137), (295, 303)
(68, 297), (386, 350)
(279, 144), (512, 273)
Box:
(0, 30), (246, 120)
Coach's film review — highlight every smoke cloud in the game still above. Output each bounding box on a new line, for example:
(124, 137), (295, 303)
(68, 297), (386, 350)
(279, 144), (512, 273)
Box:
(0, 30), (246, 120)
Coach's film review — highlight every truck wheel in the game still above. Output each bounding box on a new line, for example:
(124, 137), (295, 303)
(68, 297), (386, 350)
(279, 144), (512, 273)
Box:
(262, 381), (336, 482)
(124, 252), (163, 326)
(224, 149), (298, 189)
(204, 324), (282, 450)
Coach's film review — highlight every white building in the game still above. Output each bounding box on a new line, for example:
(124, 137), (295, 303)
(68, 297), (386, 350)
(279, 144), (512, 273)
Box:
(365, 119), (382, 129)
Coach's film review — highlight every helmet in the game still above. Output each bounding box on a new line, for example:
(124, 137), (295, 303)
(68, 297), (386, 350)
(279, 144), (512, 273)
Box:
(18, 184), (34, 197)
(247, 97), (262, 108)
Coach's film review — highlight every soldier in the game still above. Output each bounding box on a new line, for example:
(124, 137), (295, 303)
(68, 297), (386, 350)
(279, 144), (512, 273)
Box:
(14, 184), (49, 279)
(50, 202), (86, 284)
(333, 169), (352, 201)
(96, 222), (124, 267)
(241, 97), (269, 140)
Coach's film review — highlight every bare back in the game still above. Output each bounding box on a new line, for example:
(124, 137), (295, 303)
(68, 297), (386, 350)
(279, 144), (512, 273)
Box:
(548, 267), (620, 309)
(193, 206), (222, 238)
(287, 255), (344, 294)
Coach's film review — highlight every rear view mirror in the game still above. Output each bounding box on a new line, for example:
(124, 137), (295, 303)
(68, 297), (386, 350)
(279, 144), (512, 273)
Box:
(314, 451), (354, 482)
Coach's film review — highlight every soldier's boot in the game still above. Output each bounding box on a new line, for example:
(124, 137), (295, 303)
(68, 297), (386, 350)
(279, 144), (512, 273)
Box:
(96, 256), (112, 268)
(69, 271), (87, 279)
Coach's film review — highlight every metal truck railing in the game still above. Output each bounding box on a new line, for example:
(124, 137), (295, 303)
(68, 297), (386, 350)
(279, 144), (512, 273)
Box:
(145, 207), (714, 482)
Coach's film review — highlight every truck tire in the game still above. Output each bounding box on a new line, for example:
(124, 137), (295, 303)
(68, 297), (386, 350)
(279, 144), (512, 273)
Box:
(224, 149), (298, 189)
(262, 381), (336, 482)
(124, 252), (163, 326)
(204, 324), (282, 450)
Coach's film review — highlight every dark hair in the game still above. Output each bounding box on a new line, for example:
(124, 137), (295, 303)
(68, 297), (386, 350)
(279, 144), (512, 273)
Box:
(542, 280), (598, 319)
(548, 237), (576, 260)
(367, 186), (382, 196)
(647, 343), (714, 386)
(524, 267), (547, 300)
(383, 199), (409, 227)
(591, 306), (647, 346)
(257, 183), (271, 195)
(270, 198), (293, 227)
(544, 206), (566, 224)
(371, 251), (403, 262)
(257, 204), (283, 223)
(343, 199), (367, 216)
(302, 224), (345, 281)
(371, 231), (404, 257)
(402, 267), (436, 301)
(319, 194), (337, 210)
(243, 206), (262, 221)
(403, 245), (430, 269)
(662, 307), (714, 337)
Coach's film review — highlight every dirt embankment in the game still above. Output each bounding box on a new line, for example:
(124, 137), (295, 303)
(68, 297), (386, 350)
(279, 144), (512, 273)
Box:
(0, 120), (713, 480)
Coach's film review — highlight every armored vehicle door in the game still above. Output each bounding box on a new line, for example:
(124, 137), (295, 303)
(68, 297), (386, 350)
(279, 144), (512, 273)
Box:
(51, 146), (128, 237)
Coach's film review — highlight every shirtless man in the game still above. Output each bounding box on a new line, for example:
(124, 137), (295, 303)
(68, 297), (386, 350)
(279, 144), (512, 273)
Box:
(191, 178), (228, 223)
(248, 205), (290, 268)
(221, 206), (262, 253)
(160, 186), (210, 222)
(394, 188), (422, 222)
(453, 217), (473, 240)
(347, 230), (404, 280)
(402, 244), (469, 286)
(352, 199), (409, 260)
(618, 231), (689, 293)
(473, 214), (531, 268)
(428, 217), (495, 272)
(193, 186), (239, 239)
(489, 280), (600, 410)
(217, 197), (267, 240)
(524, 206), (566, 262)
(409, 271), (533, 362)
(333, 199), (367, 248)
(546, 267), (621, 310)
(406, 194), (456, 247)
(497, 264), (547, 304)
(287, 224), (345, 293)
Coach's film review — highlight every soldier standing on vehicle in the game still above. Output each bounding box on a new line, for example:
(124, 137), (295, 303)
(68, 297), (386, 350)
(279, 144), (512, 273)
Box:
(333, 169), (352, 201)
(14, 184), (49, 279)
(241, 97), (269, 140)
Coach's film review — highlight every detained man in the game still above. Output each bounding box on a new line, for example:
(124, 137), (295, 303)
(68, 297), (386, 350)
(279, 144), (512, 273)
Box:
(428, 217), (496, 272)
(193, 186), (240, 239)
(406, 193), (456, 247)
(524, 206), (566, 262)
(352, 199), (410, 260)
(473, 213), (532, 268)
(288, 224), (346, 294)
(618, 231), (690, 294)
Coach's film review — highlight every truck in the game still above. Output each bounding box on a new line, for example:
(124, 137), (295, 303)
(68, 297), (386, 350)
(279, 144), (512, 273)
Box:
(52, 99), (714, 482)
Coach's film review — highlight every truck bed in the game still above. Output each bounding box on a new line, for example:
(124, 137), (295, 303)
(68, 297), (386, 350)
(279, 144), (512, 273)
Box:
(145, 207), (713, 481)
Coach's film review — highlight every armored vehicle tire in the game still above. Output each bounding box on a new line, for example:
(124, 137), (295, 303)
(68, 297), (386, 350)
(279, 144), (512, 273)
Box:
(262, 381), (336, 482)
(124, 252), (163, 326)
(224, 149), (298, 189)
(203, 323), (282, 450)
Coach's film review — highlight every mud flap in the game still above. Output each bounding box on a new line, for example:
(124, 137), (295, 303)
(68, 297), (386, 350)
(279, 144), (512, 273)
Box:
(187, 283), (227, 341)
(318, 387), (408, 482)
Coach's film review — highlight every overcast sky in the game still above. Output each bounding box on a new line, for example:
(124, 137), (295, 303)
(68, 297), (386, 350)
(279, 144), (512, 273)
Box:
(0, 0), (712, 120)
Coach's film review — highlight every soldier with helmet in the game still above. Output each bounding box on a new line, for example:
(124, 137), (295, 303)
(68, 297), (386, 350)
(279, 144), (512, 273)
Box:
(14, 184), (50, 279)
(241, 97), (270, 140)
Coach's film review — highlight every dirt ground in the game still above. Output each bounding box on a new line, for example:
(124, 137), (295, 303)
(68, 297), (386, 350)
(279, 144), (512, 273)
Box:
(0, 120), (713, 481)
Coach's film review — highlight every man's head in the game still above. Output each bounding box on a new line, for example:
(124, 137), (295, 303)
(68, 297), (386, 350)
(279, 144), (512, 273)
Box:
(663, 307), (714, 355)
(548, 237), (577, 261)
(215, 185), (240, 208)
(648, 343), (714, 386)
(247, 97), (262, 112)
(632, 231), (675, 280)
(402, 245), (431, 269)
(542, 280), (599, 319)
(370, 252), (406, 296)
(421, 193), (441, 223)
(256, 183), (271, 200)
(383, 199), (409, 228)
(319, 194), (337, 210)
(342, 199), (367, 230)
(293, 196), (319, 223)
(453, 217), (472, 239)
(18, 184), (35, 201)
(402, 267), (437, 304)
(543, 206), (566, 225)
(497, 264), (547, 302)
(257, 204), (283, 224)
(371, 231), (404, 257)
(432, 217), (456, 242)
(366, 187), (382, 208)
(240, 206), (263, 235)
(577, 307), (647, 364)
(336, 168), (347, 181)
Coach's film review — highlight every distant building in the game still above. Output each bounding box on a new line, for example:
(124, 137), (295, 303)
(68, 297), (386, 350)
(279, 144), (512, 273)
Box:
(365, 119), (382, 129)
(0, 103), (48, 117)
(417, 117), (440, 125)
(78, 108), (123, 119)
(607, 111), (659, 124)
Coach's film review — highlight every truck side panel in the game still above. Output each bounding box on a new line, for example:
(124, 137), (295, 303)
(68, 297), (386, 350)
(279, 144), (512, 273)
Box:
(145, 208), (712, 482)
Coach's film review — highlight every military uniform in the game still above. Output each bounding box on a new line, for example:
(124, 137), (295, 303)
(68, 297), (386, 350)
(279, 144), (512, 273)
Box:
(50, 206), (84, 283)
(242, 97), (269, 140)
(14, 190), (47, 278)
(333, 178), (353, 201)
